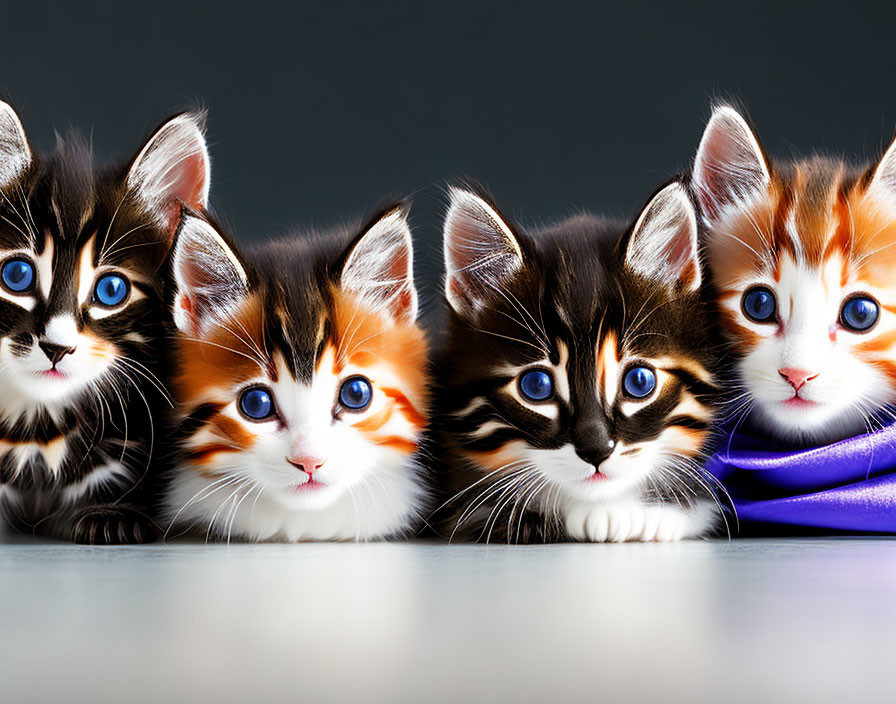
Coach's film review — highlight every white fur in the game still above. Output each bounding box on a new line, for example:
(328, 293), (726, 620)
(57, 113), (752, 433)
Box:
(443, 188), (524, 315)
(171, 215), (248, 335)
(692, 105), (770, 222)
(0, 236), (143, 411)
(472, 348), (718, 542)
(0, 101), (32, 187)
(563, 497), (717, 542)
(127, 113), (210, 224)
(868, 133), (896, 209)
(166, 351), (427, 542)
(721, 250), (894, 444)
(342, 208), (418, 323)
(62, 462), (129, 503)
(626, 182), (701, 292)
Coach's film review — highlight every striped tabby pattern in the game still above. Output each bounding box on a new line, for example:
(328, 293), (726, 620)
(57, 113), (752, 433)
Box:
(0, 103), (209, 543)
(432, 184), (723, 543)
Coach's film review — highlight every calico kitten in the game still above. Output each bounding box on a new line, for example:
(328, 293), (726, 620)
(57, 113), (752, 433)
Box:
(433, 184), (722, 543)
(0, 102), (210, 543)
(692, 105), (896, 446)
(164, 207), (429, 541)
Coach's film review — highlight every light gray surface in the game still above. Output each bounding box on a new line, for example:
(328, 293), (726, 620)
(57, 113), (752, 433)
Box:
(1, 536), (894, 704)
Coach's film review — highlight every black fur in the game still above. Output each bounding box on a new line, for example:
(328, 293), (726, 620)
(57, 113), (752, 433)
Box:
(431, 187), (723, 543)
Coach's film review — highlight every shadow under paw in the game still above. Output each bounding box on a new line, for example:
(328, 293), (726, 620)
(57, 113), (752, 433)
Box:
(70, 505), (159, 545)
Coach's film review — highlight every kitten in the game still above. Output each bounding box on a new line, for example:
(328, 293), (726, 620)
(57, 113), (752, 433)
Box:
(0, 103), (210, 543)
(432, 184), (722, 543)
(692, 105), (896, 446)
(163, 207), (429, 541)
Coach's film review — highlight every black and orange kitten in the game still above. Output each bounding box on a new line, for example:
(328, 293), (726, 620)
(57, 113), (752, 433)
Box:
(163, 207), (430, 541)
(0, 103), (209, 543)
(433, 184), (723, 542)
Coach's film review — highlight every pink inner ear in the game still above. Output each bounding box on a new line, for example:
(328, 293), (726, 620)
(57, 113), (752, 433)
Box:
(385, 248), (413, 318)
(663, 221), (698, 289)
(163, 153), (207, 233)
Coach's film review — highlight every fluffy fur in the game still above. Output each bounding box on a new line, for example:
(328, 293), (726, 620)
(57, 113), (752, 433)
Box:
(693, 105), (896, 446)
(0, 103), (209, 543)
(432, 184), (723, 543)
(164, 207), (430, 541)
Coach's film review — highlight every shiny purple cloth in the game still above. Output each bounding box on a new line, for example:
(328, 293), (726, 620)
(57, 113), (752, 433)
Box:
(705, 421), (896, 533)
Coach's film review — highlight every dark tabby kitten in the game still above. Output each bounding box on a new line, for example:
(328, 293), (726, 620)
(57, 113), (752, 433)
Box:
(0, 102), (209, 543)
(433, 184), (722, 542)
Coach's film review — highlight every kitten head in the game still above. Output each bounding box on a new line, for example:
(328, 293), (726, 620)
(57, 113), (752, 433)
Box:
(0, 104), (209, 411)
(169, 208), (428, 532)
(693, 104), (896, 444)
(439, 184), (716, 508)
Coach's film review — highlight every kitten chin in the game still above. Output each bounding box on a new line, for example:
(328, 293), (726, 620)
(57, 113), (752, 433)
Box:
(747, 400), (872, 449)
(431, 184), (725, 543)
(163, 207), (430, 542)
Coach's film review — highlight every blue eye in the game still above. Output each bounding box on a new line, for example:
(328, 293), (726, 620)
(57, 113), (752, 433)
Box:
(519, 369), (554, 402)
(94, 273), (130, 307)
(239, 387), (275, 420)
(1, 257), (34, 293)
(742, 286), (777, 323)
(339, 376), (373, 410)
(840, 295), (879, 332)
(623, 365), (657, 399)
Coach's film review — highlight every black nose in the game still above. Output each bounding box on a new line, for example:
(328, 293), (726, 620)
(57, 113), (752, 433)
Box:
(575, 441), (616, 468)
(572, 415), (615, 468)
(38, 341), (76, 365)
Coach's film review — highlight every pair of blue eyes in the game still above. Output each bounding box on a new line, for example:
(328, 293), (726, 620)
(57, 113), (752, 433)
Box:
(518, 366), (657, 402)
(238, 376), (374, 421)
(741, 285), (879, 332)
(0, 257), (129, 307)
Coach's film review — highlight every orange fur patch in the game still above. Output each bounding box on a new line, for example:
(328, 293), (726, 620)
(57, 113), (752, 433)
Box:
(329, 287), (429, 452)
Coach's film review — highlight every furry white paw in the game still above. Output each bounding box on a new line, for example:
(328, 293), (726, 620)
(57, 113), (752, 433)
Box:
(564, 501), (715, 543)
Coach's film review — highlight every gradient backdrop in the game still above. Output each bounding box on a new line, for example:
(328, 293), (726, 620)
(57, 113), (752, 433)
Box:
(2, 1), (895, 318)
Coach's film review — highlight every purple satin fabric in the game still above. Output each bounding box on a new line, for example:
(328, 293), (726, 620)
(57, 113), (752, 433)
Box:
(705, 420), (896, 533)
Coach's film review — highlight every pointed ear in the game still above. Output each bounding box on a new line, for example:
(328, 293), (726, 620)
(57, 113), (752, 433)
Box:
(0, 101), (32, 187)
(340, 206), (418, 324)
(443, 188), (524, 316)
(868, 132), (896, 206)
(171, 214), (248, 335)
(127, 112), (210, 233)
(692, 105), (770, 221)
(625, 182), (701, 293)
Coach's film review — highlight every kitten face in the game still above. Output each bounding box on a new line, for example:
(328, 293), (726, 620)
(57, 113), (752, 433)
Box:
(167, 209), (429, 541)
(437, 184), (718, 535)
(0, 103), (210, 543)
(0, 106), (209, 415)
(693, 106), (896, 444)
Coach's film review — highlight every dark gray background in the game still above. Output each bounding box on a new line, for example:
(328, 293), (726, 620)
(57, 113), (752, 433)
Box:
(2, 0), (895, 295)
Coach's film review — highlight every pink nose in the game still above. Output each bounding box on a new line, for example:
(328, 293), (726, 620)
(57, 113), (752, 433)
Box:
(778, 367), (818, 391)
(286, 455), (327, 475)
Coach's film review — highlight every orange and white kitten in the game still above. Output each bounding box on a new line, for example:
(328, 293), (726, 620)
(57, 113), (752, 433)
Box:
(163, 207), (429, 541)
(693, 105), (896, 445)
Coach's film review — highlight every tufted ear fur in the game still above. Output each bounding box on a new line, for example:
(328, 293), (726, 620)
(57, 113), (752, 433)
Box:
(171, 214), (248, 335)
(867, 131), (896, 208)
(127, 112), (210, 233)
(443, 188), (524, 316)
(340, 206), (418, 324)
(625, 182), (701, 293)
(0, 101), (32, 187)
(692, 105), (770, 222)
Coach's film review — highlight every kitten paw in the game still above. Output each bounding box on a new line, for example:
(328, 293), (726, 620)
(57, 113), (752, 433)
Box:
(564, 502), (696, 543)
(70, 505), (158, 545)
